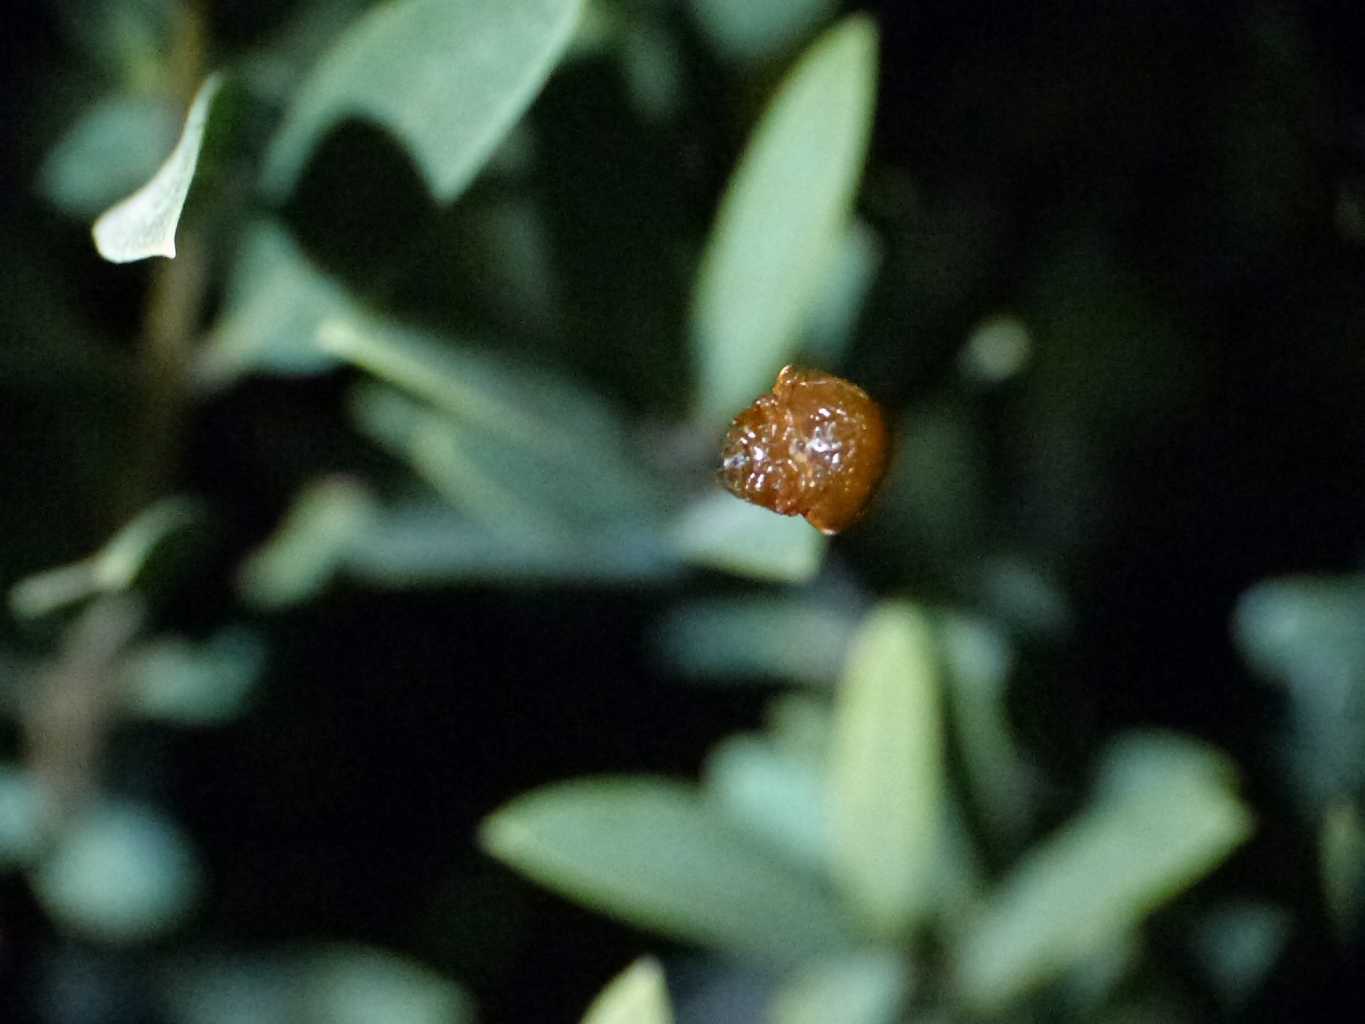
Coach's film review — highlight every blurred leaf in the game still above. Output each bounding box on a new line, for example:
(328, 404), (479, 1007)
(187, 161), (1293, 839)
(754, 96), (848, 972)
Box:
(767, 950), (908, 1024)
(688, 0), (839, 63)
(323, 317), (663, 525)
(976, 554), (1074, 637)
(194, 221), (355, 388)
(297, 945), (474, 1024)
(238, 477), (376, 610)
(651, 596), (857, 685)
(1234, 575), (1365, 686)
(260, 0), (582, 201)
(932, 791), (988, 928)
(1320, 800), (1365, 941)
(346, 500), (678, 587)
(92, 73), (222, 263)
(765, 694), (834, 771)
(958, 314), (1033, 386)
(37, 92), (177, 219)
(670, 493), (826, 584)
(0, 766), (48, 870)
(581, 957), (673, 1024)
(350, 383), (659, 535)
(939, 613), (1040, 846)
(9, 496), (201, 619)
(704, 734), (828, 873)
(120, 626), (267, 726)
(32, 799), (203, 944)
(162, 944), (475, 1024)
(480, 776), (854, 962)
(1189, 903), (1291, 1011)
(800, 218), (883, 369)
(953, 732), (1254, 1013)
(691, 15), (878, 427)
(829, 601), (944, 937)
(1234, 575), (1365, 799)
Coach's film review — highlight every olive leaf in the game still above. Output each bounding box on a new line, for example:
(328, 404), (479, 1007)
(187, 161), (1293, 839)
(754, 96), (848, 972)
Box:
(92, 73), (223, 263)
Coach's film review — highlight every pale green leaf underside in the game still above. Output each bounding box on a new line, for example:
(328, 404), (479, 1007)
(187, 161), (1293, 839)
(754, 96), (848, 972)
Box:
(480, 777), (854, 962)
(580, 958), (674, 1024)
(691, 14), (878, 426)
(260, 0), (582, 202)
(670, 493), (826, 583)
(829, 602), (944, 937)
(769, 951), (909, 1024)
(92, 73), (222, 263)
(953, 732), (1254, 1012)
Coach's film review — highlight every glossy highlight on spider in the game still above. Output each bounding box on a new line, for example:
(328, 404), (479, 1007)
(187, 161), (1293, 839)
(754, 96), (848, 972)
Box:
(719, 365), (890, 535)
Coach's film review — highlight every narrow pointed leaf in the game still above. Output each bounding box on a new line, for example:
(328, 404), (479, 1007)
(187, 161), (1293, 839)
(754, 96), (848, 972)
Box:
(691, 15), (878, 426)
(581, 958), (673, 1024)
(480, 777), (853, 962)
(953, 732), (1254, 1013)
(92, 73), (222, 263)
(261, 0), (581, 202)
(829, 601), (944, 936)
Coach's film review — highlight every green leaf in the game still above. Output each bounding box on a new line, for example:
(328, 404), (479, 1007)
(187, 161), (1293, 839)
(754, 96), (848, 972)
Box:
(939, 613), (1039, 845)
(193, 221), (355, 387)
(120, 627), (267, 726)
(768, 950), (909, 1024)
(1189, 903), (1291, 1011)
(297, 945), (475, 1024)
(8, 496), (201, 619)
(162, 944), (475, 1024)
(260, 0), (582, 202)
(704, 734), (828, 873)
(1234, 575), (1365, 688)
(32, 799), (203, 944)
(346, 501), (678, 588)
(349, 383), (659, 536)
(800, 218), (883, 369)
(670, 493), (826, 584)
(952, 732), (1254, 1013)
(480, 776), (854, 962)
(238, 477), (376, 610)
(91, 73), (222, 263)
(0, 766), (48, 870)
(690, 15), (878, 427)
(580, 958), (673, 1024)
(652, 596), (857, 685)
(1233, 575), (1365, 798)
(38, 93), (178, 219)
(1320, 800), (1365, 941)
(688, 0), (839, 63)
(322, 317), (660, 521)
(828, 602), (944, 937)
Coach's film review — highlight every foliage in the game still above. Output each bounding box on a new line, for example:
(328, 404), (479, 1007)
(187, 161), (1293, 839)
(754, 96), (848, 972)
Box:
(3, 1), (1365, 1021)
